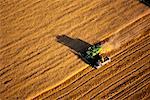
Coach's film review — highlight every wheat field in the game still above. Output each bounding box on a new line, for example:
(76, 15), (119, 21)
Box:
(0, 0), (150, 99)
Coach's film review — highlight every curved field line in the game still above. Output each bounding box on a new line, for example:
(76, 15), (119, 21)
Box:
(1, 60), (87, 99)
(1, 9), (149, 77)
(0, 2), (148, 69)
(122, 80), (150, 100)
(15, 30), (149, 99)
(111, 73), (150, 100)
(96, 62), (150, 99)
(34, 35), (150, 97)
(1, 2), (109, 70)
(37, 34), (150, 99)
(76, 54), (150, 100)
(0, 0), (149, 98)
(87, 55), (150, 100)
(0, 0), (24, 12)
(0, 0), (116, 52)
(48, 39), (150, 99)
(0, 0), (33, 14)
(2, 26), (148, 78)
(1, 0), (86, 27)
(101, 63), (150, 99)
(59, 45), (150, 99)
(3, 33), (149, 99)
(0, 0), (98, 51)
(0, 0), (145, 53)
(1, 2), (144, 76)
(0, 0), (57, 20)
(0, 53), (76, 94)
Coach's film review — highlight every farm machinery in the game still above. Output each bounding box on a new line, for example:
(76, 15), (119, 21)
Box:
(78, 42), (111, 69)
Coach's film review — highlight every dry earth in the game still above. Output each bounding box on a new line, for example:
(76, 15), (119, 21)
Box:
(0, 0), (150, 99)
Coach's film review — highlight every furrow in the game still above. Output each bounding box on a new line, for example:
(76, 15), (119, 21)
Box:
(0, 0), (110, 72)
(125, 79), (150, 100)
(117, 76), (150, 100)
(34, 33), (149, 99)
(53, 41), (150, 99)
(0, 0), (58, 20)
(0, 0), (96, 50)
(1, 0), (143, 78)
(143, 95), (150, 100)
(89, 54), (150, 100)
(1, 4), (149, 77)
(96, 62), (150, 99)
(0, 0), (143, 53)
(0, 0), (32, 14)
(122, 81), (150, 100)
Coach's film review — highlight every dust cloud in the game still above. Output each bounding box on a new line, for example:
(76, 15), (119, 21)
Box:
(101, 34), (121, 54)
(101, 32), (142, 54)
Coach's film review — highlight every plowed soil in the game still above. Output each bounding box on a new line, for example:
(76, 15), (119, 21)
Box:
(0, 0), (150, 99)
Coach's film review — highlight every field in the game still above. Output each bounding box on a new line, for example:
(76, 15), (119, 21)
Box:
(0, 0), (150, 99)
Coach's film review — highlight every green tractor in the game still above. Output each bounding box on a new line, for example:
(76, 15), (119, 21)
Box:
(79, 42), (111, 69)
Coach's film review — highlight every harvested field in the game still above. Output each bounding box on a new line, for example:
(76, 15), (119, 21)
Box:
(0, 0), (150, 99)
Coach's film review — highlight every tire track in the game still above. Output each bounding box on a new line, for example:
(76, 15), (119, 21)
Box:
(133, 84), (150, 100)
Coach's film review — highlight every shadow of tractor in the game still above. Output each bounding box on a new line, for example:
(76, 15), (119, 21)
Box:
(56, 35), (92, 53)
(56, 35), (94, 67)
